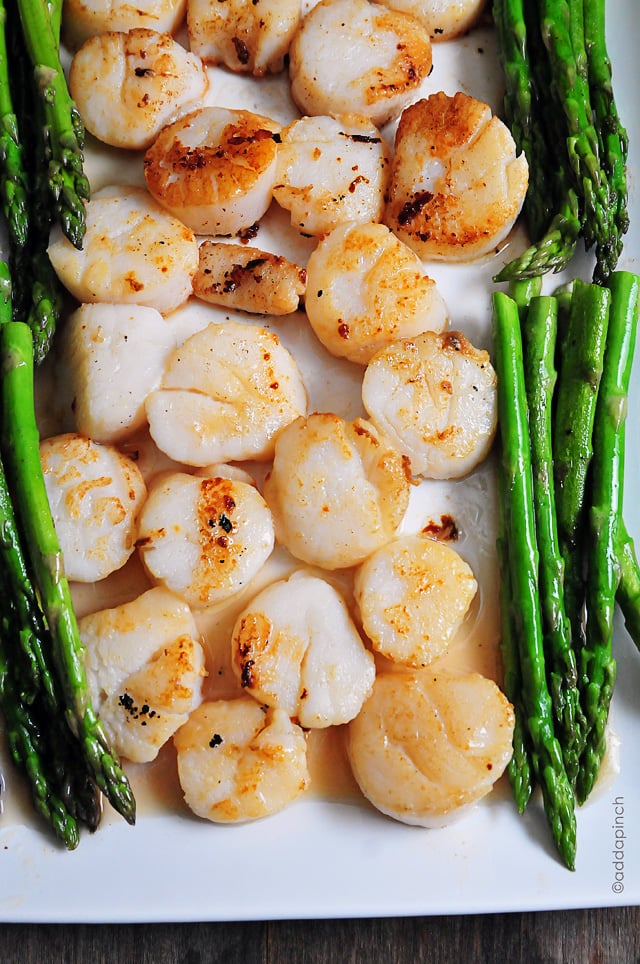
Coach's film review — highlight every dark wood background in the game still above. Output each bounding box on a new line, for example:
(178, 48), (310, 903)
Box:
(3, 907), (639, 962)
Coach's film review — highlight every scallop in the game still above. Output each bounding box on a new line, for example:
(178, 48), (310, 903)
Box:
(288, 0), (433, 127)
(347, 669), (515, 827)
(262, 412), (411, 569)
(193, 241), (306, 315)
(47, 186), (199, 315)
(174, 698), (310, 822)
(272, 114), (391, 238)
(187, 0), (302, 74)
(59, 302), (177, 444)
(231, 570), (375, 727)
(304, 220), (448, 365)
(136, 471), (275, 608)
(143, 107), (282, 236)
(383, 91), (529, 261)
(69, 28), (209, 150)
(145, 320), (308, 466)
(62, 0), (187, 50)
(353, 534), (478, 666)
(372, 0), (486, 41)
(361, 330), (498, 479)
(40, 433), (147, 582)
(80, 586), (206, 763)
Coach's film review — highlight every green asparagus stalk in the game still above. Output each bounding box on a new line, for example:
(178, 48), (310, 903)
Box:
(0, 621), (80, 849)
(576, 271), (639, 804)
(493, 0), (627, 282)
(538, 0), (616, 281)
(553, 280), (610, 648)
(3, 0), (65, 363)
(492, 0), (582, 281)
(583, 0), (629, 272)
(497, 471), (535, 812)
(493, 290), (576, 870)
(0, 265), (101, 834)
(493, 0), (551, 240)
(46, 0), (62, 43)
(617, 522), (640, 650)
(14, 0), (89, 249)
(0, 492), (102, 833)
(0, 4), (27, 247)
(494, 193), (581, 282)
(522, 294), (584, 786)
(0, 319), (135, 825)
(507, 275), (542, 313)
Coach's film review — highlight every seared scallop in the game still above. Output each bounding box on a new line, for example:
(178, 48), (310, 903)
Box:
(384, 91), (529, 261)
(144, 106), (282, 236)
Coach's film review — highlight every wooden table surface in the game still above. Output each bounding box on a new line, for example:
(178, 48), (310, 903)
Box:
(3, 907), (639, 962)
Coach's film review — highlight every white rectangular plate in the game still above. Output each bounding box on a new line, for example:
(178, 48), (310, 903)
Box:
(1, 0), (639, 923)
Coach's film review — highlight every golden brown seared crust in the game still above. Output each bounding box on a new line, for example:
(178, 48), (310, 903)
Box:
(384, 91), (529, 261)
(288, 0), (433, 127)
(143, 108), (280, 209)
(402, 89), (489, 153)
(193, 241), (306, 315)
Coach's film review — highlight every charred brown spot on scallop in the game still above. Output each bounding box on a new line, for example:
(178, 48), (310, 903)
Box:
(398, 192), (434, 226)
(124, 273), (144, 292)
(177, 147), (210, 171)
(246, 257), (270, 271)
(238, 223), (260, 242)
(353, 421), (379, 445)
(234, 611), (273, 687)
(228, 127), (277, 145)
(341, 132), (382, 144)
(240, 658), (256, 688)
(197, 478), (240, 561)
(118, 692), (160, 722)
(232, 36), (250, 64)
(443, 332), (464, 352)
(348, 174), (369, 193)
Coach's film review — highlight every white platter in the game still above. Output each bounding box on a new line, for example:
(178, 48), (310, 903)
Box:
(1, 0), (639, 922)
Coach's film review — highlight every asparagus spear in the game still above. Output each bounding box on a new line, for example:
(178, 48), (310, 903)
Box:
(497, 466), (534, 813)
(522, 294), (584, 786)
(493, 0), (626, 282)
(494, 277), (537, 807)
(552, 280), (610, 649)
(0, 319), (135, 825)
(494, 193), (581, 282)
(538, 0), (616, 281)
(576, 271), (639, 804)
(0, 265), (102, 833)
(492, 0), (581, 281)
(14, 0), (89, 249)
(493, 290), (576, 870)
(0, 3), (27, 247)
(3, 0), (64, 363)
(493, 0), (550, 239)
(0, 619), (80, 849)
(583, 0), (629, 273)
(508, 275), (542, 313)
(617, 522), (640, 650)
